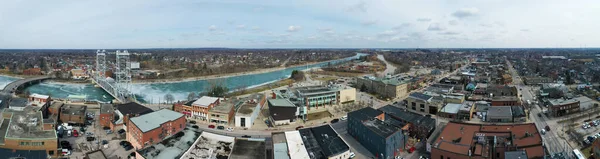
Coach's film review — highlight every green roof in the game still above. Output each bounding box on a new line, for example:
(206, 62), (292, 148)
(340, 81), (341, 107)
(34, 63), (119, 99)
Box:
(268, 99), (296, 107)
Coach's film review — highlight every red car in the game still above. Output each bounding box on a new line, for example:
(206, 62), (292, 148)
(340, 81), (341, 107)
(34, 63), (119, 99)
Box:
(296, 126), (304, 130)
(73, 130), (78, 137)
(208, 125), (215, 129)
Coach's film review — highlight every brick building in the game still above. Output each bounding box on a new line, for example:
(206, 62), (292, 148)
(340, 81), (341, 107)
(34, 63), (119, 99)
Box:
(491, 96), (520, 106)
(0, 110), (58, 157)
(112, 102), (153, 131)
(99, 103), (114, 128)
(22, 68), (41, 75)
(60, 104), (87, 125)
(545, 98), (580, 117)
(429, 122), (544, 159)
(173, 96), (220, 121)
(208, 99), (236, 125)
(355, 76), (409, 100)
(28, 93), (50, 107)
(127, 109), (186, 149)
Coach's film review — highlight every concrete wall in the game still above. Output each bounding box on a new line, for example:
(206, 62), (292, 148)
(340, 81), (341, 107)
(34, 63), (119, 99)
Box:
(339, 87), (356, 103)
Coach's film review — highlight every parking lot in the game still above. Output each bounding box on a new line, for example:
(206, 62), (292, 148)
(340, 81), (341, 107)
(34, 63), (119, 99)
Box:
(60, 109), (135, 159)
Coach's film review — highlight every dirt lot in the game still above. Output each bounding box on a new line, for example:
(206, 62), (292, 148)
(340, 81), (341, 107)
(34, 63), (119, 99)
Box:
(306, 111), (333, 121)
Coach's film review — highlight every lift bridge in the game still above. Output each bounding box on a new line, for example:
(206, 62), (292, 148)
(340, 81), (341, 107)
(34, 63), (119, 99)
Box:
(93, 50), (135, 102)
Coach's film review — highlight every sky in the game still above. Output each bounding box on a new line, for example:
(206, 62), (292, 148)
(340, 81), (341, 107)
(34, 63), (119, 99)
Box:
(1, 0), (599, 49)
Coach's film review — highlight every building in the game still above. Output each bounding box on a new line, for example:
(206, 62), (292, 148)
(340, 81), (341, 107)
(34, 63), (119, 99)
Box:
(0, 110), (58, 157)
(426, 84), (455, 94)
(60, 104), (87, 125)
(99, 103), (114, 127)
(230, 138), (266, 159)
(0, 147), (48, 159)
(127, 109), (186, 149)
(486, 106), (513, 122)
(438, 103), (461, 120)
(28, 93), (50, 106)
(355, 76), (409, 99)
(491, 96), (520, 106)
(593, 139), (600, 159)
(430, 122), (544, 159)
(48, 102), (63, 115)
(208, 99), (236, 125)
(22, 68), (42, 75)
(443, 93), (465, 104)
(348, 107), (405, 159)
(70, 68), (89, 79)
(379, 105), (437, 140)
(112, 102), (154, 131)
(458, 101), (475, 120)
(404, 92), (441, 114)
(268, 99), (299, 126)
(173, 96), (220, 120)
(275, 125), (351, 159)
(487, 85), (519, 97)
(546, 98), (580, 117)
(8, 98), (28, 111)
(292, 85), (356, 109)
(523, 77), (553, 85)
(234, 93), (266, 128)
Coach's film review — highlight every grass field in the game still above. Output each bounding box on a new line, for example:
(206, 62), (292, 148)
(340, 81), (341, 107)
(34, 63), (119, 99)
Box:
(228, 78), (295, 96)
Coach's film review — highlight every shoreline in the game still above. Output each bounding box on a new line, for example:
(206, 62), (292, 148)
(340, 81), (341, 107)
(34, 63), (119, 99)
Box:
(131, 54), (357, 84)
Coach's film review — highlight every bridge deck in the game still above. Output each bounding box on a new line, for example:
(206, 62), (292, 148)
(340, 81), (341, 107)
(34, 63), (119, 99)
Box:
(1, 76), (52, 93)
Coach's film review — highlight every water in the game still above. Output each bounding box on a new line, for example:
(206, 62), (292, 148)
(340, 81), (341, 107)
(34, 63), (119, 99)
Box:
(4, 53), (364, 103)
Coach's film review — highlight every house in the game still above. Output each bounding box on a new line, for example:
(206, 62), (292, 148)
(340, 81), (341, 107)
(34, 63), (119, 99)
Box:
(268, 99), (298, 126)
(127, 109), (186, 149)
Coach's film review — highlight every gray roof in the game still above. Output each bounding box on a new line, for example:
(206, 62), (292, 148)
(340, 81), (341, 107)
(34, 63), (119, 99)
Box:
(505, 150), (528, 159)
(409, 92), (432, 101)
(486, 106), (513, 118)
(273, 143), (290, 159)
(130, 109), (185, 133)
(99, 103), (114, 114)
(230, 139), (266, 159)
(268, 99), (296, 107)
(440, 103), (461, 114)
(548, 98), (579, 106)
(363, 119), (400, 137)
(9, 98), (28, 107)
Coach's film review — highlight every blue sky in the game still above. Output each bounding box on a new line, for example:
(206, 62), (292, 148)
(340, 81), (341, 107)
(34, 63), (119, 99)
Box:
(1, 0), (599, 49)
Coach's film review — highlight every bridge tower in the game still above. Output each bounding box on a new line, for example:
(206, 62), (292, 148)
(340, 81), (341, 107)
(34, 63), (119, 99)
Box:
(115, 50), (132, 100)
(95, 50), (106, 78)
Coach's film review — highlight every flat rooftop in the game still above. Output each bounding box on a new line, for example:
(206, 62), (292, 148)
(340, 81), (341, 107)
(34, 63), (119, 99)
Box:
(5, 110), (56, 139)
(99, 103), (113, 114)
(548, 98), (579, 106)
(192, 96), (220, 107)
(60, 104), (87, 116)
(272, 132), (287, 144)
(432, 122), (543, 159)
(137, 126), (201, 159)
(130, 109), (184, 133)
(268, 99), (296, 107)
(363, 119), (400, 138)
(209, 100), (237, 114)
(440, 103), (461, 114)
(236, 101), (259, 116)
(229, 139), (266, 159)
(486, 106), (512, 117)
(492, 96), (519, 101)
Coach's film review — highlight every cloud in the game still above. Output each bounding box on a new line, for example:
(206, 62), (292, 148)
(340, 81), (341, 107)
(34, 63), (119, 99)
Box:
(318, 28), (335, 35)
(417, 18), (432, 22)
(439, 31), (460, 35)
(345, 1), (367, 13)
(377, 30), (400, 38)
(427, 23), (445, 31)
(448, 20), (459, 26)
(392, 23), (411, 30)
(208, 25), (217, 31)
(287, 25), (302, 32)
(452, 7), (479, 19)
(361, 20), (377, 26)
(236, 24), (246, 29)
(520, 29), (530, 32)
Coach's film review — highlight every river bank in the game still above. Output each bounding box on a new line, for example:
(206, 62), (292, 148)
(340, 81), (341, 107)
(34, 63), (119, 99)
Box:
(131, 54), (356, 84)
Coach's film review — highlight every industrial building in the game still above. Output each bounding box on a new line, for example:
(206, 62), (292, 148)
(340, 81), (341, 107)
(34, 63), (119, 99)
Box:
(348, 107), (404, 159)
(0, 109), (58, 158)
(355, 76), (408, 99)
(127, 109), (186, 149)
(429, 122), (544, 159)
(273, 85), (356, 109)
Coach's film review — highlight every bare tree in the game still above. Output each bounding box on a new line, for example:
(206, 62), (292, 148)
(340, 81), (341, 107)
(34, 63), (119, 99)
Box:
(164, 94), (174, 104)
(187, 92), (196, 101)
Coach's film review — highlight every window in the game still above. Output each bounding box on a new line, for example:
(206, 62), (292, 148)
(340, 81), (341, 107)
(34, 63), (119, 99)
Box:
(49, 150), (54, 155)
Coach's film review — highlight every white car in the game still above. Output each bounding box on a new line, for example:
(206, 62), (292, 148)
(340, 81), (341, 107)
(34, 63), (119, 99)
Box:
(540, 129), (546, 135)
(226, 127), (234, 132)
(340, 116), (348, 121)
(349, 152), (355, 158)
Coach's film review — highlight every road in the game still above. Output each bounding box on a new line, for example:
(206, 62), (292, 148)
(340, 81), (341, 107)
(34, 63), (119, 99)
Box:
(506, 58), (572, 155)
(377, 54), (396, 76)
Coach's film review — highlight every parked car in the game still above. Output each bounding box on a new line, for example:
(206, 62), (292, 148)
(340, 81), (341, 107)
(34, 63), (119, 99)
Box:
(73, 130), (78, 137)
(60, 141), (72, 150)
(349, 152), (355, 158)
(331, 119), (339, 123)
(217, 126), (225, 130)
(241, 135), (251, 138)
(208, 125), (215, 129)
(86, 136), (95, 142)
(226, 127), (234, 132)
(79, 127), (86, 132)
(295, 126), (304, 130)
(86, 132), (94, 136)
(541, 129), (546, 135)
(189, 120), (196, 124)
(340, 116), (347, 121)
(102, 140), (109, 145)
(545, 125), (551, 131)
(103, 126), (110, 130)
(124, 145), (133, 151)
(120, 141), (131, 147)
(537, 113), (542, 117)
(118, 129), (126, 134)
